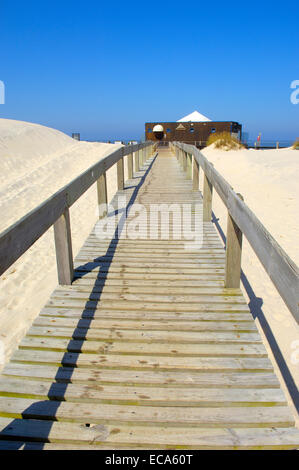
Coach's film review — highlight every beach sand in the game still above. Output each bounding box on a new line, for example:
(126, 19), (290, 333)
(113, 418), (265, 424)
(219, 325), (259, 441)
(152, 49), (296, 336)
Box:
(0, 119), (124, 363)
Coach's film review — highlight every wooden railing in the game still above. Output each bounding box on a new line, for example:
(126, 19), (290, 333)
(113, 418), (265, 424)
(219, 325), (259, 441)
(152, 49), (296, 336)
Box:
(172, 141), (299, 324)
(0, 141), (155, 285)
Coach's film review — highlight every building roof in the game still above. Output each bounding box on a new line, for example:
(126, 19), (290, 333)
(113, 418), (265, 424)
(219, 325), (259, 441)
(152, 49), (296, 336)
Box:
(177, 110), (211, 122)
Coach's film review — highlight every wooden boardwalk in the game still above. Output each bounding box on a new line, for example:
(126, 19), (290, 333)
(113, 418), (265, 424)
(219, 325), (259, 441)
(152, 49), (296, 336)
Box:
(0, 147), (298, 449)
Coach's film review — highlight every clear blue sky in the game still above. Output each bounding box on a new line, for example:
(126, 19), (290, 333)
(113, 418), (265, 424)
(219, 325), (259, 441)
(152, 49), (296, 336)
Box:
(0, 0), (298, 142)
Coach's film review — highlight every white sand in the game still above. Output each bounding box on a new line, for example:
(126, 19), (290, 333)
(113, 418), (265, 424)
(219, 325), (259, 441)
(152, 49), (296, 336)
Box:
(0, 119), (125, 363)
(201, 144), (299, 421)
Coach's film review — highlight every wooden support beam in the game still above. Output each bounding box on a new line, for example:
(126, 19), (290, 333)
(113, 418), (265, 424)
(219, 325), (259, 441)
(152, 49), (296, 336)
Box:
(179, 149), (183, 167)
(186, 153), (192, 179)
(127, 153), (133, 179)
(117, 158), (124, 190)
(225, 194), (244, 288)
(203, 173), (213, 222)
(192, 157), (199, 190)
(53, 208), (74, 285)
(97, 172), (108, 219)
(134, 150), (139, 173)
(183, 150), (187, 173)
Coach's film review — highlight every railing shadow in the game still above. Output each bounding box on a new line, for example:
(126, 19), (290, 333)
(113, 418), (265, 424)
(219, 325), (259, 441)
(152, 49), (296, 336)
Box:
(212, 211), (299, 415)
(0, 155), (157, 448)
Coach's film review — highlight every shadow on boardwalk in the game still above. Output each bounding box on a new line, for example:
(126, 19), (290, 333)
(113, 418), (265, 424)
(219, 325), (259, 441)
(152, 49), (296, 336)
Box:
(0, 156), (156, 449)
(212, 212), (299, 415)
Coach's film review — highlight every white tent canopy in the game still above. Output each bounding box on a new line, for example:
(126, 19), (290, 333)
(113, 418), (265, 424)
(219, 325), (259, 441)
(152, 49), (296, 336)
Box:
(177, 110), (211, 122)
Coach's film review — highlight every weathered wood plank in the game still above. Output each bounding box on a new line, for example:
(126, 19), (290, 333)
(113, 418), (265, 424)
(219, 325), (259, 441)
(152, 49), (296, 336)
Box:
(31, 315), (258, 332)
(0, 417), (298, 449)
(10, 350), (273, 370)
(0, 378), (286, 406)
(0, 397), (294, 427)
(19, 336), (267, 357)
(2, 363), (281, 388)
(40, 306), (251, 321)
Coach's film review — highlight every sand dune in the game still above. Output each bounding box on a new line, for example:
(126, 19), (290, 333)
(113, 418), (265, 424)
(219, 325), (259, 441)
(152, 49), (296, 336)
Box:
(0, 119), (122, 362)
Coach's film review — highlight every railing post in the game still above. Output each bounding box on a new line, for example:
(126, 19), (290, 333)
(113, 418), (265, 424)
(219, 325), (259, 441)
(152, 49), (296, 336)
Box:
(97, 172), (108, 218)
(192, 157), (199, 190)
(179, 148), (183, 167)
(117, 157), (124, 190)
(183, 150), (187, 172)
(186, 153), (192, 179)
(127, 151), (133, 179)
(134, 149), (140, 173)
(225, 194), (244, 288)
(203, 172), (213, 222)
(54, 208), (74, 285)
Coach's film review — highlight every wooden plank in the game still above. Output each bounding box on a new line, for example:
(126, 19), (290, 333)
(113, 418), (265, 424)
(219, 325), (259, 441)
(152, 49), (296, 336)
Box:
(31, 315), (258, 332)
(0, 417), (298, 449)
(53, 208), (74, 285)
(26, 325), (261, 345)
(0, 396), (294, 427)
(2, 363), (281, 388)
(50, 290), (247, 305)
(19, 336), (267, 357)
(59, 284), (239, 296)
(0, 378), (286, 406)
(10, 350), (273, 370)
(40, 306), (252, 321)
(45, 298), (250, 313)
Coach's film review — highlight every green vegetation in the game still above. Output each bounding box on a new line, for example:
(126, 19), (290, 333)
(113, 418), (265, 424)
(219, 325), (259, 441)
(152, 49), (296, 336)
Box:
(292, 139), (299, 150)
(206, 131), (245, 150)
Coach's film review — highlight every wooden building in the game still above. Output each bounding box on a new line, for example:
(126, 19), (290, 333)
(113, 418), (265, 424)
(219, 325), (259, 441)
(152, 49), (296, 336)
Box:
(145, 111), (242, 147)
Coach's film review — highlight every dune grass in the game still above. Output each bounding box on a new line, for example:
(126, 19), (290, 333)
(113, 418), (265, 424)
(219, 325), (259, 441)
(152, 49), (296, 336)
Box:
(292, 139), (299, 149)
(206, 131), (244, 150)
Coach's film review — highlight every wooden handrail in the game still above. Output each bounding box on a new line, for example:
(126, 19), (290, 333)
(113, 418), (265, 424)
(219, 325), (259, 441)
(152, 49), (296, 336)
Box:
(0, 141), (154, 283)
(172, 141), (299, 324)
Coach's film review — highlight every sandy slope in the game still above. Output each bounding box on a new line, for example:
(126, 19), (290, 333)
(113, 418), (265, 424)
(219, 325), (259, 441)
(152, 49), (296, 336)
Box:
(0, 119), (124, 363)
(201, 144), (299, 419)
